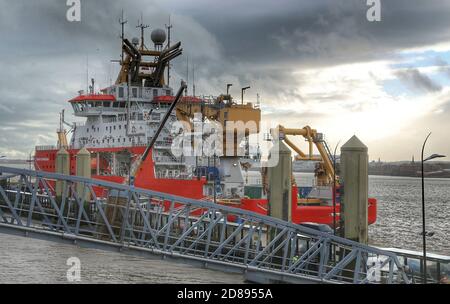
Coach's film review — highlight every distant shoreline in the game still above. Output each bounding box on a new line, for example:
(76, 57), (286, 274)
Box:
(0, 160), (28, 165)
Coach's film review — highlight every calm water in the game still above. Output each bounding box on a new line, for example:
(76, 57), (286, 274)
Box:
(0, 165), (449, 282)
(0, 233), (244, 284)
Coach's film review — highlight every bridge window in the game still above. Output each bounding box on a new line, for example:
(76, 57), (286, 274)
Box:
(132, 88), (138, 98)
(119, 87), (124, 98)
(103, 101), (111, 107)
(153, 89), (158, 97)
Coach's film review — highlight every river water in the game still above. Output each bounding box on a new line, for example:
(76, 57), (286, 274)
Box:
(0, 166), (449, 283)
(293, 173), (450, 255)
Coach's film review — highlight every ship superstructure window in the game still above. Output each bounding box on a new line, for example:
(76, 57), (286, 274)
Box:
(103, 101), (111, 107)
(166, 90), (171, 96)
(119, 87), (124, 98)
(132, 88), (138, 98)
(153, 89), (158, 97)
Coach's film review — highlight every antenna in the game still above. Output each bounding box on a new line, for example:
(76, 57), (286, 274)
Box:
(86, 54), (89, 94)
(186, 55), (189, 96)
(192, 63), (196, 97)
(165, 15), (173, 86)
(136, 13), (149, 51)
(119, 9), (128, 65)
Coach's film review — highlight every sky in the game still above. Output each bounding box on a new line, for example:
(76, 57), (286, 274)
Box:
(0, 0), (450, 161)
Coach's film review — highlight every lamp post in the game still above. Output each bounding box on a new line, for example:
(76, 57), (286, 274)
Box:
(241, 86), (250, 105)
(420, 132), (446, 283)
(332, 141), (341, 236)
(226, 83), (232, 95)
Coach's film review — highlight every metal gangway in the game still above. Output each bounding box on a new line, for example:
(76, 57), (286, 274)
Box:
(0, 166), (412, 284)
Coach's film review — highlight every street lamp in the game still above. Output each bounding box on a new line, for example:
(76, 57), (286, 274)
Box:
(332, 141), (341, 237)
(420, 132), (446, 284)
(226, 83), (232, 95)
(241, 86), (250, 105)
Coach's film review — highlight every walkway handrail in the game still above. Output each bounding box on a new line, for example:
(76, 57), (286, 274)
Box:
(0, 166), (411, 284)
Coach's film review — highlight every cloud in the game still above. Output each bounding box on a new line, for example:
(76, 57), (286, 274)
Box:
(1, 0), (450, 161)
(395, 68), (442, 93)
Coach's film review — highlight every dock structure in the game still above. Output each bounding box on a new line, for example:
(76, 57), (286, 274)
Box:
(0, 165), (434, 284)
(340, 136), (369, 244)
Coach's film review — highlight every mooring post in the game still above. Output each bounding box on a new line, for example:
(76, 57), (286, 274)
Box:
(76, 147), (91, 207)
(55, 148), (70, 204)
(340, 135), (368, 244)
(267, 140), (292, 263)
(268, 140), (292, 222)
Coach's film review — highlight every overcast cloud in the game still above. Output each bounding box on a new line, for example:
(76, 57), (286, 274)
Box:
(1, 0), (450, 161)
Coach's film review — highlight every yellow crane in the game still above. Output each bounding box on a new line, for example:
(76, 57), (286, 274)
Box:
(271, 125), (336, 186)
(175, 94), (261, 156)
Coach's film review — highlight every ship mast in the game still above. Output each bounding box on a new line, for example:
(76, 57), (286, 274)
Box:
(136, 13), (149, 51)
(119, 10), (127, 65)
(165, 15), (172, 86)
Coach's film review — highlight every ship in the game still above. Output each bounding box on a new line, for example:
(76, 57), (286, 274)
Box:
(34, 21), (376, 228)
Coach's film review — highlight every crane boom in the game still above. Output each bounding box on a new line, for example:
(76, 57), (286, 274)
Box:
(272, 125), (336, 186)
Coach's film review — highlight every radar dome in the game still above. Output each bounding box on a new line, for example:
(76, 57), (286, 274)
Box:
(151, 28), (166, 45)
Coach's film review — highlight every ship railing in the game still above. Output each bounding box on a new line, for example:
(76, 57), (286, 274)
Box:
(153, 156), (183, 164)
(0, 166), (414, 284)
(35, 145), (57, 151)
(73, 122), (85, 127)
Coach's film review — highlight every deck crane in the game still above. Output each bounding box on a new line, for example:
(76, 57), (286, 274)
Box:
(270, 125), (337, 187)
(125, 81), (187, 185)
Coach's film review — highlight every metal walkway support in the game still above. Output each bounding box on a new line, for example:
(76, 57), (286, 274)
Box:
(0, 166), (411, 284)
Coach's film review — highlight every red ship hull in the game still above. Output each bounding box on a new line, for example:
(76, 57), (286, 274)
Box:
(35, 147), (377, 227)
